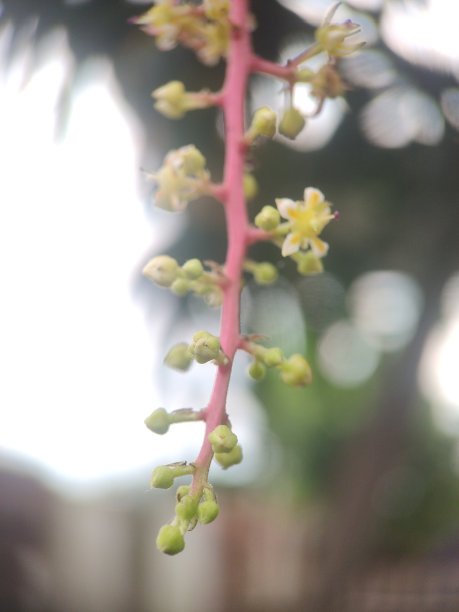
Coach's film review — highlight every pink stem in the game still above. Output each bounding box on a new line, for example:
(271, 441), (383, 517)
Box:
(192, 0), (252, 490)
(250, 53), (296, 82)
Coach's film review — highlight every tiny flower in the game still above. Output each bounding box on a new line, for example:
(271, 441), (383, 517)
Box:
(278, 107), (306, 139)
(275, 187), (336, 258)
(182, 258), (204, 280)
(143, 255), (178, 287)
(279, 354), (313, 387)
(263, 347), (284, 368)
(253, 262), (278, 285)
(248, 360), (266, 381)
(243, 173), (258, 200)
(315, 3), (362, 58)
(152, 81), (214, 119)
(164, 343), (193, 371)
(246, 106), (277, 140)
(215, 444), (243, 469)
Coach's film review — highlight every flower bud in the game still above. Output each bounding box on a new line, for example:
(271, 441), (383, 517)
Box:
(208, 424), (238, 453)
(249, 106), (277, 138)
(170, 278), (190, 296)
(254, 205), (280, 231)
(190, 331), (222, 364)
(175, 495), (199, 521)
(176, 485), (190, 501)
(156, 525), (185, 555)
(296, 251), (323, 275)
(150, 466), (175, 489)
(215, 444), (243, 469)
(243, 173), (258, 200)
(164, 343), (193, 371)
(278, 107), (306, 139)
(253, 262), (278, 285)
(182, 258), (204, 280)
(198, 500), (220, 524)
(143, 255), (178, 288)
(181, 145), (206, 175)
(144, 408), (170, 435)
(280, 354), (313, 386)
(152, 80), (187, 119)
(248, 360), (266, 380)
(263, 347), (284, 367)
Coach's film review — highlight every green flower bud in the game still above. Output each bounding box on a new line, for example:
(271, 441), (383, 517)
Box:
(190, 331), (222, 364)
(249, 106), (277, 138)
(215, 444), (243, 469)
(150, 466), (175, 489)
(253, 262), (278, 285)
(164, 343), (193, 371)
(263, 347), (284, 367)
(181, 145), (206, 175)
(198, 500), (220, 524)
(175, 495), (199, 521)
(156, 525), (185, 555)
(254, 205), (280, 231)
(144, 408), (170, 435)
(182, 258), (204, 280)
(296, 251), (324, 275)
(280, 354), (313, 386)
(248, 360), (266, 380)
(208, 424), (238, 453)
(143, 255), (178, 288)
(243, 173), (258, 200)
(176, 485), (190, 501)
(170, 278), (190, 296)
(278, 107), (306, 139)
(152, 80), (187, 119)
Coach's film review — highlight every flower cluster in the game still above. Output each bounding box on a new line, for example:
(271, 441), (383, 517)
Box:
(132, 0), (360, 555)
(132, 0), (231, 65)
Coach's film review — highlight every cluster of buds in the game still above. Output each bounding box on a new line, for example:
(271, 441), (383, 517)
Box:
(143, 255), (224, 306)
(243, 339), (313, 387)
(131, 0), (361, 555)
(131, 0), (231, 65)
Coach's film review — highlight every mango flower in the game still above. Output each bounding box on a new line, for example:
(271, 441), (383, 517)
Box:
(275, 187), (336, 257)
(315, 2), (363, 58)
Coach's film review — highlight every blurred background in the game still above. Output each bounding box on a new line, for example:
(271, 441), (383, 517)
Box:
(1, 0), (459, 610)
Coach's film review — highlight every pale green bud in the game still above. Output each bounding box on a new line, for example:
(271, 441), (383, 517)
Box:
(175, 495), (199, 521)
(278, 107), (306, 139)
(152, 80), (187, 119)
(181, 145), (206, 175)
(156, 525), (185, 555)
(150, 466), (175, 489)
(215, 444), (243, 469)
(263, 347), (284, 367)
(176, 485), (191, 501)
(190, 331), (221, 364)
(254, 205), (281, 231)
(182, 258), (204, 280)
(198, 500), (220, 524)
(171, 278), (190, 296)
(253, 262), (278, 285)
(243, 173), (258, 200)
(280, 354), (313, 386)
(144, 408), (170, 435)
(164, 343), (193, 371)
(296, 251), (324, 275)
(248, 361), (266, 380)
(143, 255), (178, 288)
(250, 106), (277, 138)
(208, 424), (238, 453)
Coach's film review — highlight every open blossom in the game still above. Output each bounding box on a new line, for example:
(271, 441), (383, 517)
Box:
(315, 3), (362, 58)
(275, 187), (336, 257)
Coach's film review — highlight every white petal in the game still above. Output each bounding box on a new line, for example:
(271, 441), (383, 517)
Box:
(311, 237), (329, 258)
(275, 198), (297, 220)
(282, 233), (301, 257)
(303, 187), (324, 207)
